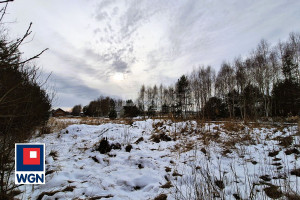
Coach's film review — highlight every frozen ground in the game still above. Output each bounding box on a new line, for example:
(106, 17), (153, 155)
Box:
(16, 119), (300, 200)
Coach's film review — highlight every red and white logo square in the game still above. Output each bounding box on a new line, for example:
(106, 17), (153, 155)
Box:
(23, 148), (40, 165)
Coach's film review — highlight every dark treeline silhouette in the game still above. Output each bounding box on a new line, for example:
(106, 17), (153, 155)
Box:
(137, 33), (300, 120)
(81, 96), (122, 118)
(78, 97), (140, 119)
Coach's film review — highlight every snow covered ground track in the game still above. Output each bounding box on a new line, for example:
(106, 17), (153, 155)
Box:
(16, 119), (300, 200)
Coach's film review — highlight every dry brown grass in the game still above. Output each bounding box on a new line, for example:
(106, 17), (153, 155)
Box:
(276, 135), (293, 148)
(221, 121), (244, 132)
(160, 181), (173, 189)
(47, 117), (147, 133)
(154, 194), (167, 200)
(47, 117), (79, 132)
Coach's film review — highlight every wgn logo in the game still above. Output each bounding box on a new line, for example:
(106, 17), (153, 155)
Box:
(15, 143), (45, 184)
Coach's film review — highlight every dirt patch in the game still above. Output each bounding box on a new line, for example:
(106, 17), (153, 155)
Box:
(291, 168), (300, 177)
(268, 150), (279, 157)
(165, 167), (171, 172)
(111, 143), (121, 150)
(46, 169), (56, 176)
(172, 171), (182, 177)
(137, 164), (143, 169)
(285, 148), (300, 155)
(277, 135), (293, 147)
(88, 194), (114, 199)
(91, 156), (100, 163)
(96, 138), (112, 154)
(154, 194), (167, 200)
(134, 137), (144, 144)
(233, 193), (241, 200)
(160, 181), (173, 188)
(260, 175), (271, 182)
(125, 144), (133, 152)
(151, 133), (172, 143)
(215, 180), (225, 190)
(285, 193), (300, 200)
(37, 186), (76, 200)
(222, 122), (243, 132)
(49, 150), (58, 160)
(222, 149), (232, 156)
(263, 185), (283, 199)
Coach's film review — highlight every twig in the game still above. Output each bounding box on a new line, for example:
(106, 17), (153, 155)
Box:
(0, 0), (13, 4)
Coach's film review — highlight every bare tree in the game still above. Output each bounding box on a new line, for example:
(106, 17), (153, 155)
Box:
(137, 84), (145, 117)
(216, 62), (235, 118)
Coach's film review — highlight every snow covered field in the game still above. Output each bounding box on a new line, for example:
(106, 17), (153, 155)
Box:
(16, 119), (300, 200)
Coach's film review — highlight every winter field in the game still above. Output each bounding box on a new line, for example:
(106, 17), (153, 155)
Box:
(16, 118), (300, 200)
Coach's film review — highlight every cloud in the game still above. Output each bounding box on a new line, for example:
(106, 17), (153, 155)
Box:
(49, 73), (102, 107)
(8, 0), (300, 108)
(112, 58), (129, 73)
(95, 11), (108, 21)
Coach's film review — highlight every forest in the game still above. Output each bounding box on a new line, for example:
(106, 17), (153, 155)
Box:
(79, 32), (300, 121)
(134, 33), (300, 120)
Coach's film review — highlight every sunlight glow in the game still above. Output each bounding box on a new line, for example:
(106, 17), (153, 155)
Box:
(112, 72), (124, 81)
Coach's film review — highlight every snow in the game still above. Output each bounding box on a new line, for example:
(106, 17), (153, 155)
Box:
(15, 119), (300, 199)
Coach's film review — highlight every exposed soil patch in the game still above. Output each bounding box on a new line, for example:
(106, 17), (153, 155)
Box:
(268, 150), (279, 157)
(45, 169), (55, 176)
(233, 193), (241, 200)
(96, 138), (111, 154)
(154, 194), (167, 200)
(291, 168), (300, 177)
(222, 149), (232, 156)
(111, 143), (121, 150)
(215, 180), (225, 190)
(37, 186), (76, 200)
(125, 144), (133, 152)
(285, 148), (300, 155)
(165, 167), (171, 172)
(260, 175), (271, 182)
(200, 147), (207, 155)
(151, 133), (172, 143)
(172, 171), (182, 177)
(134, 137), (144, 144)
(264, 185), (283, 199)
(137, 164), (143, 169)
(88, 194), (114, 199)
(160, 181), (173, 188)
(92, 156), (100, 163)
(277, 135), (293, 147)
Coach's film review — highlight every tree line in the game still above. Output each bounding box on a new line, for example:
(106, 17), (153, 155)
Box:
(136, 32), (300, 120)
(71, 96), (123, 119)
(72, 97), (143, 119)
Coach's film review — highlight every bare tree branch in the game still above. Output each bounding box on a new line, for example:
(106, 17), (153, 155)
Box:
(0, 1), (8, 22)
(14, 48), (48, 65)
(0, 0), (13, 4)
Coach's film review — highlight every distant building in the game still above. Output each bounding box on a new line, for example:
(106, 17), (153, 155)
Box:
(115, 105), (124, 118)
(52, 108), (67, 117)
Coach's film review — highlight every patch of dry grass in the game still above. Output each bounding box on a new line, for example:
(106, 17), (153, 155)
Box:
(221, 121), (244, 132)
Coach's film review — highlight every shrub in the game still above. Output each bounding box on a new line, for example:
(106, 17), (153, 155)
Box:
(0, 6), (52, 198)
(109, 109), (117, 120)
(96, 138), (112, 154)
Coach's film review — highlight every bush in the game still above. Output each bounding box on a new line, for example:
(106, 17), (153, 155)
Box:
(0, 6), (52, 198)
(96, 138), (112, 154)
(109, 109), (117, 119)
(124, 105), (140, 118)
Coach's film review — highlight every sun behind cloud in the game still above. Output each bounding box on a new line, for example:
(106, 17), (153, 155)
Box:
(112, 72), (124, 81)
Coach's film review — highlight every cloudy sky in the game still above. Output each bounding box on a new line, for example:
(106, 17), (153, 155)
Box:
(5, 0), (300, 109)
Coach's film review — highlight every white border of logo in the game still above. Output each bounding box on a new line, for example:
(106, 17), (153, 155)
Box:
(15, 143), (45, 184)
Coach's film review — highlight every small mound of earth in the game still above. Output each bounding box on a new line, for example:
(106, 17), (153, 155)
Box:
(151, 133), (172, 143)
